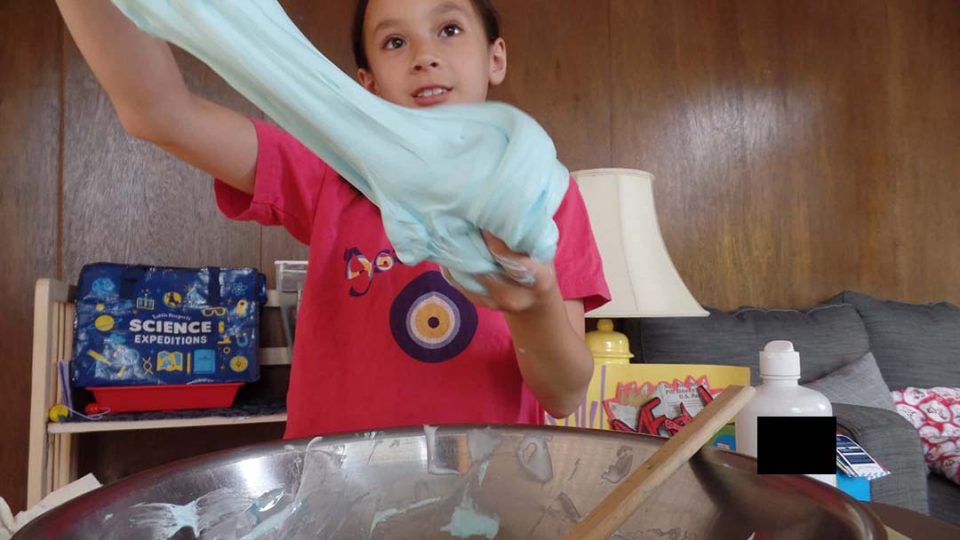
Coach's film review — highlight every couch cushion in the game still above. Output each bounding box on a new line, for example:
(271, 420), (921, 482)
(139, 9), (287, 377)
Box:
(804, 352), (897, 411)
(828, 291), (960, 390)
(834, 403), (929, 514)
(624, 304), (871, 384)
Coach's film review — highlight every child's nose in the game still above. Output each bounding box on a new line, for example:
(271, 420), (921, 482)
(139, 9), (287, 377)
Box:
(413, 58), (440, 71)
(411, 46), (441, 71)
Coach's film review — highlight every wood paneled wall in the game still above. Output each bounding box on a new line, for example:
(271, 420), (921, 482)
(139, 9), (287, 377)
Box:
(606, 0), (960, 309)
(1, 0), (63, 516)
(2, 0), (958, 511)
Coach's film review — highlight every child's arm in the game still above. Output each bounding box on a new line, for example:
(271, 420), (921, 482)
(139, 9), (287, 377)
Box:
(56, 0), (257, 194)
(450, 233), (595, 419)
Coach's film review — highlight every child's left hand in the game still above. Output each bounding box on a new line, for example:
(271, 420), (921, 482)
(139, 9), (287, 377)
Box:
(442, 231), (559, 314)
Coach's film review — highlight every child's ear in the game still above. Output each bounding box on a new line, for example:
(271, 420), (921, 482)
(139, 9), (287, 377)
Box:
(488, 38), (507, 86)
(357, 68), (379, 94)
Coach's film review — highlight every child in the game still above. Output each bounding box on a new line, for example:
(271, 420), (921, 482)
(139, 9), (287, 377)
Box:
(57, 0), (610, 438)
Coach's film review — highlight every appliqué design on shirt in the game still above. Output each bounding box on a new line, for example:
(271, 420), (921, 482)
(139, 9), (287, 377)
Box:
(389, 271), (478, 363)
(344, 247), (397, 297)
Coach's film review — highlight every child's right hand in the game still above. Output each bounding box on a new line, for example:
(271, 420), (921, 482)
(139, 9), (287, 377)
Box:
(440, 231), (560, 315)
(443, 233), (593, 420)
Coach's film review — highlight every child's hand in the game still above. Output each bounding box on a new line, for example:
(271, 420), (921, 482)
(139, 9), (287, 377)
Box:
(442, 231), (559, 314)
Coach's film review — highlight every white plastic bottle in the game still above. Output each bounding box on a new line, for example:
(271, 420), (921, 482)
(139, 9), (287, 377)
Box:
(735, 340), (836, 486)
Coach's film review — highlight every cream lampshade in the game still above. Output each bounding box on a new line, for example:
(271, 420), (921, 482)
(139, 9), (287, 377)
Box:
(571, 168), (708, 363)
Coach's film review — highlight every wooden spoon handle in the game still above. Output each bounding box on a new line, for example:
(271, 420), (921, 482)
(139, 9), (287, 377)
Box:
(567, 384), (756, 540)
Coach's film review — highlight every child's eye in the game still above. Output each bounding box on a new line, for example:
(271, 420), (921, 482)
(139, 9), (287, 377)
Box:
(383, 36), (406, 50)
(440, 24), (462, 38)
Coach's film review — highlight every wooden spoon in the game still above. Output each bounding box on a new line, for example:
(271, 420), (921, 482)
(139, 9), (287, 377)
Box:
(567, 384), (756, 540)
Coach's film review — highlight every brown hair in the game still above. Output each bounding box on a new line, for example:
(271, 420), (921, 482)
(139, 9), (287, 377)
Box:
(352, 0), (501, 70)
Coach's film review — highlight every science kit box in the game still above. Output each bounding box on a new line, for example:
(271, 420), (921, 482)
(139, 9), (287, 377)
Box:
(71, 262), (266, 412)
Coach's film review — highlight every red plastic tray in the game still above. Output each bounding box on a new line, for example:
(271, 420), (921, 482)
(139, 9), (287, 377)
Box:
(87, 383), (243, 413)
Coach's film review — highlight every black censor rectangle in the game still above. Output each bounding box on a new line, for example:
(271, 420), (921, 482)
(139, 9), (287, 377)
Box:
(756, 416), (836, 475)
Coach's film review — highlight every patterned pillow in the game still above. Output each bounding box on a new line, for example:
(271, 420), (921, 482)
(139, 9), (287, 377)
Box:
(891, 387), (960, 485)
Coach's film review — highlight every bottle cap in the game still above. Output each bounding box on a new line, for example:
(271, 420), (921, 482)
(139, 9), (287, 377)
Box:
(759, 340), (800, 378)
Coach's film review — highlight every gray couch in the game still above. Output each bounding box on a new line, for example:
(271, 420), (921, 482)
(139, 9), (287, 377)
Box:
(622, 290), (960, 526)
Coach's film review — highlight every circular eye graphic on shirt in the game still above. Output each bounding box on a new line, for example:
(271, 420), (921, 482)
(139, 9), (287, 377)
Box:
(390, 271), (478, 363)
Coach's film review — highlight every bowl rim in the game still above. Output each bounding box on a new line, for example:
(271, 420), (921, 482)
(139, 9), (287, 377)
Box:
(15, 424), (888, 539)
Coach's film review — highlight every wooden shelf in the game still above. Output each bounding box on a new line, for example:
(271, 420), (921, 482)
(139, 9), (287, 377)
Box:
(29, 280), (294, 505)
(48, 412), (286, 434)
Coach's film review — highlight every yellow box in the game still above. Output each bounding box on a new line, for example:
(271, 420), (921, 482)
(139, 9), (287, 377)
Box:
(546, 363), (751, 436)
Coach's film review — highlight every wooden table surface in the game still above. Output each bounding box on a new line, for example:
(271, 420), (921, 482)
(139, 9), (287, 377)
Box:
(867, 502), (960, 539)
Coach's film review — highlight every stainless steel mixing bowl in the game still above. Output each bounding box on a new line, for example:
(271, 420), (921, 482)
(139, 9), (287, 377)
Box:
(14, 425), (886, 539)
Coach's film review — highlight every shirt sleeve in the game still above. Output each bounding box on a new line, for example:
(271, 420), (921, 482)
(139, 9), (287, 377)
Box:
(552, 178), (611, 312)
(214, 118), (339, 245)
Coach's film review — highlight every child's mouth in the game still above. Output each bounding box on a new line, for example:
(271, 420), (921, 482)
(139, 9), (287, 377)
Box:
(412, 86), (452, 106)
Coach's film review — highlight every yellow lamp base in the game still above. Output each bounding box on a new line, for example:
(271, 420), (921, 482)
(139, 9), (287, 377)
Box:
(585, 319), (634, 365)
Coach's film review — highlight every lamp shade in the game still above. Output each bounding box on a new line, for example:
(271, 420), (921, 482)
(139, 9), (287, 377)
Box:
(572, 168), (708, 318)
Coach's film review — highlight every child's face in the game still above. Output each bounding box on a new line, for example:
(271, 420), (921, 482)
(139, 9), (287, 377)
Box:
(357, 0), (507, 108)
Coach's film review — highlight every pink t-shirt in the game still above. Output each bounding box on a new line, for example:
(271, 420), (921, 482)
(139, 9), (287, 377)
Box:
(215, 119), (610, 438)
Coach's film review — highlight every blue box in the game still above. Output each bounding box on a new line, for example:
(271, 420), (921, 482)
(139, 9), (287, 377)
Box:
(837, 470), (871, 502)
(72, 263), (266, 387)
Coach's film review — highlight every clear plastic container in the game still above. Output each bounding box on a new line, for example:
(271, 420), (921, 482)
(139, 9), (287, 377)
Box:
(274, 260), (308, 292)
(274, 260), (308, 361)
